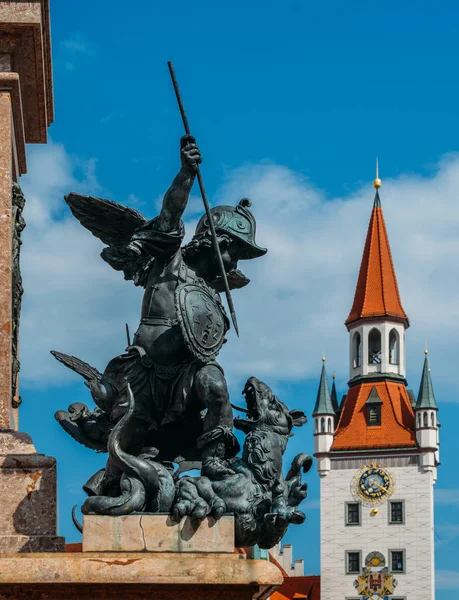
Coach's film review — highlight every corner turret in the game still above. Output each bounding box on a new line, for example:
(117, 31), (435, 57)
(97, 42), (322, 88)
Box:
(313, 359), (335, 476)
(415, 351), (439, 476)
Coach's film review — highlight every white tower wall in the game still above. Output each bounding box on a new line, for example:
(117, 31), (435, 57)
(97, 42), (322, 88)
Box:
(320, 454), (435, 600)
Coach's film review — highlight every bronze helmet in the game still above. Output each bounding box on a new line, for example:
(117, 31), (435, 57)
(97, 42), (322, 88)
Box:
(193, 199), (267, 259)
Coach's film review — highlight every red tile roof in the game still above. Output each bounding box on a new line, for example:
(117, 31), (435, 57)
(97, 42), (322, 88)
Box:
(332, 381), (416, 450)
(271, 575), (320, 600)
(345, 192), (408, 328)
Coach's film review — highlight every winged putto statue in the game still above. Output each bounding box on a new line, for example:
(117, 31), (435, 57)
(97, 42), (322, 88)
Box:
(53, 135), (312, 547)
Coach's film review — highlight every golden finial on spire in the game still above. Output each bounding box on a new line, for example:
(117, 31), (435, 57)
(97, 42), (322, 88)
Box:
(373, 157), (382, 189)
(322, 351), (326, 363)
(424, 340), (428, 355)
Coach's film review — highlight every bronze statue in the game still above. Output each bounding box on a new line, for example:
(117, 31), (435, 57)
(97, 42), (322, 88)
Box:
(54, 135), (267, 481)
(53, 122), (311, 547)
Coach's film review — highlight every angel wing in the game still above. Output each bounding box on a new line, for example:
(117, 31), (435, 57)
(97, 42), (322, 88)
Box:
(65, 193), (151, 286)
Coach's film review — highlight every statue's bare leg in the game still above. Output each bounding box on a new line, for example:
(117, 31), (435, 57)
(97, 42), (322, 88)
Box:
(194, 365), (234, 479)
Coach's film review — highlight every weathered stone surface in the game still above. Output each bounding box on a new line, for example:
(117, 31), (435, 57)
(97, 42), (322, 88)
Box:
(0, 91), (13, 429)
(0, 430), (64, 552)
(0, 585), (267, 600)
(0, 0), (53, 143)
(83, 514), (235, 553)
(0, 535), (64, 553)
(0, 552), (283, 599)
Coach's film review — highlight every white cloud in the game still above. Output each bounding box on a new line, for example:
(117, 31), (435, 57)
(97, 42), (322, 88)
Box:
(216, 158), (459, 400)
(61, 33), (94, 56)
(436, 569), (459, 590)
(18, 144), (459, 403)
(60, 33), (94, 71)
(20, 141), (140, 387)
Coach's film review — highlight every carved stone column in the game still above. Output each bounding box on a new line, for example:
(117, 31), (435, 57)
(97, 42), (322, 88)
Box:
(0, 85), (14, 430)
(0, 1), (64, 553)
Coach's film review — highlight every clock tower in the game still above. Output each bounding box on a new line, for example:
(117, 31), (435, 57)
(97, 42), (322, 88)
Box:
(314, 171), (439, 600)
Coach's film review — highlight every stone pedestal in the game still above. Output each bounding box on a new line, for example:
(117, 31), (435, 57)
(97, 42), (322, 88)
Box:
(83, 514), (234, 553)
(0, 430), (64, 553)
(0, 551), (282, 599)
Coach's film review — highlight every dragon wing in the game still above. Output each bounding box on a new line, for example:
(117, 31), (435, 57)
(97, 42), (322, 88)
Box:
(51, 352), (112, 452)
(51, 350), (102, 381)
(65, 193), (151, 286)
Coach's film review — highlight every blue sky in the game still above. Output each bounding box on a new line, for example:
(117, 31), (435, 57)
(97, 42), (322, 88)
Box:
(17, 0), (459, 596)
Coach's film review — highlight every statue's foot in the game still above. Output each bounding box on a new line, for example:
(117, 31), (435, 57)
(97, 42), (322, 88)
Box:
(172, 498), (210, 521)
(210, 497), (226, 520)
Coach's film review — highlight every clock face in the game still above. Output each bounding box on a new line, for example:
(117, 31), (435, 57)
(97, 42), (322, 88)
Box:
(351, 465), (394, 506)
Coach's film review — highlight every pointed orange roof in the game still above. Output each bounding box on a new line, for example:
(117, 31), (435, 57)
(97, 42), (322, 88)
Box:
(345, 190), (409, 328)
(332, 380), (416, 450)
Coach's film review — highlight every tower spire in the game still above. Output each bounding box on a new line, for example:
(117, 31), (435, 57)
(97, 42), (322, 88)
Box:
(416, 351), (438, 410)
(312, 360), (335, 416)
(345, 167), (408, 328)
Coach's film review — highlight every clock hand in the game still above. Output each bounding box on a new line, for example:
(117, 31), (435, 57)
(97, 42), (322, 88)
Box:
(373, 482), (386, 492)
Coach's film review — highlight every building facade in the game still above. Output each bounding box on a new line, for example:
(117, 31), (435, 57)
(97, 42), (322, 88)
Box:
(314, 176), (439, 600)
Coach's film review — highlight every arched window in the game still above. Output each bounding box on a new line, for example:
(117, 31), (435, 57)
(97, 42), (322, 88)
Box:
(315, 419), (318, 433)
(353, 332), (361, 368)
(327, 418), (332, 433)
(423, 411), (428, 427)
(418, 413), (421, 428)
(321, 417), (325, 432)
(431, 413), (435, 427)
(368, 328), (382, 364)
(389, 329), (399, 365)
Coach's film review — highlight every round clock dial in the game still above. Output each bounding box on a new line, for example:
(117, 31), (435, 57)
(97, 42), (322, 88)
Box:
(351, 465), (394, 506)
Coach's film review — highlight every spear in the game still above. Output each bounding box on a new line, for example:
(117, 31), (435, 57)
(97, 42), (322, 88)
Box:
(167, 61), (239, 337)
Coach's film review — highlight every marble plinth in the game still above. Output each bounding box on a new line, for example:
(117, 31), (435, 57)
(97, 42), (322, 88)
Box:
(0, 552), (283, 599)
(83, 514), (234, 553)
(0, 430), (64, 553)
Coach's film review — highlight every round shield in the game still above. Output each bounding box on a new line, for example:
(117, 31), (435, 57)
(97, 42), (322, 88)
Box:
(175, 281), (228, 362)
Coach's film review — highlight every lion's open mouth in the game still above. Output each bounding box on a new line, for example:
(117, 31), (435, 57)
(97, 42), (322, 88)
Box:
(242, 378), (261, 421)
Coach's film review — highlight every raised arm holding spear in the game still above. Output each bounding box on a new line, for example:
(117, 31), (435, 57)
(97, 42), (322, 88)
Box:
(167, 61), (240, 336)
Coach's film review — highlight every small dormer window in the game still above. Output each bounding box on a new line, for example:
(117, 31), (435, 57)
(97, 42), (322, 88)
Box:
(368, 405), (381, 426)
(366, 387), (383, 426)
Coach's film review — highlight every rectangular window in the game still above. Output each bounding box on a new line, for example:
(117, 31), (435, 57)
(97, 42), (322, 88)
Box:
(390, 549), (405, 573)
(346, 502), (361, 526)
(389, 501), (404, 524)
(346, 551), (361, 574)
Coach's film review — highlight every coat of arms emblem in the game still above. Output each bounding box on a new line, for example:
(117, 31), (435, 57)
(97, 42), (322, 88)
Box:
(354, 552), (397, 599)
